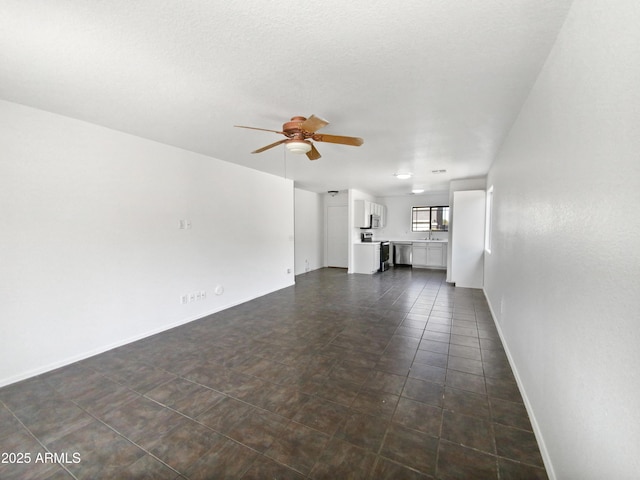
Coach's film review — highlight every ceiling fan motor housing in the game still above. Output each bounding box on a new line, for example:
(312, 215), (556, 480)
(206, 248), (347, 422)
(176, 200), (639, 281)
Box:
(283, 116), (310, 139)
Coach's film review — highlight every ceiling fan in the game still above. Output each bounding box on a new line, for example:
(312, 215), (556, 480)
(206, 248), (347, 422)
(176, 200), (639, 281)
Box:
(234, 115), (363, 160)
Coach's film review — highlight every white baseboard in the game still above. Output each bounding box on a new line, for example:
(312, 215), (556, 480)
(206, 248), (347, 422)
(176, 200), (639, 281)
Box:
(482, 288), (556, 480)
(295, 265), (325, 276)
(0, 282), (294, 389)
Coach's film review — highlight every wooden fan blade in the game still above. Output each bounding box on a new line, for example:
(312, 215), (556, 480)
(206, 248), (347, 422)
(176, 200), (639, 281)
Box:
(312, 133), (364, 146)
(306, 143), (321, 160)
(251, 139), (287, 154)
(299, 115), (329, 133)
(235, 125), (285, 135)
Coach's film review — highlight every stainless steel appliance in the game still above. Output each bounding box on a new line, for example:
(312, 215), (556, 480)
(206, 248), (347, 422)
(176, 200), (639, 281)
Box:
(380, 241), (390, 271)
(394, 242), (412, 266)
(359, 214), (381, 229)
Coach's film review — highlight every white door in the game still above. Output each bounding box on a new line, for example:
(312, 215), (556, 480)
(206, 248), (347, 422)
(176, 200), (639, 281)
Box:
(327, 205), (348, 268)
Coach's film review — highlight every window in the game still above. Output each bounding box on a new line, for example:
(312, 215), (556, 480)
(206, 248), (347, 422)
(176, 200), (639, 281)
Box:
(411, 206), (449, 232)
(485, 186), (493, 253)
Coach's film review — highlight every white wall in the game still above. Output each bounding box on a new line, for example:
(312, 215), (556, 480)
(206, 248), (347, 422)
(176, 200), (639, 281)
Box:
(450, 190), (485, 288)
(447, 178), (486, 282)
(483, 1), (640, 478)
(0, 100), (295, 387)
(294, 188), (323, 275)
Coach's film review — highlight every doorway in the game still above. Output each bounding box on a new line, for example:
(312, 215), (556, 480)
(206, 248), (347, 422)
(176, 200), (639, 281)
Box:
(326, 205), (348, 268)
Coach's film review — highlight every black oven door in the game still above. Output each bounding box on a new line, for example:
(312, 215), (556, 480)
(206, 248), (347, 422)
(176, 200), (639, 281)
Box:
(380, 242), (390, 271)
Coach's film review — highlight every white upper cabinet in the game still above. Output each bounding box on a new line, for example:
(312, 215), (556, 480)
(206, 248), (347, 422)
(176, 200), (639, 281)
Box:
(354, 200), (387, 228)
(354, 200), (370, 227)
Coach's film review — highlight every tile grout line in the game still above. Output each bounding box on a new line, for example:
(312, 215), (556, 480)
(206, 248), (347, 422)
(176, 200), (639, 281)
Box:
(0, 398), (80, 480)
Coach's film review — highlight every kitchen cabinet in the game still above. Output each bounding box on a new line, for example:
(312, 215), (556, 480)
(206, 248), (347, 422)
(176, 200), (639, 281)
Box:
(354, 200), (386, 228)
(427, 243), (447, 267)
(412, 242), (447, 269)
(354, 200), (371, 228)
(412, 243), (428, 267)
(353, 243), (380, 274)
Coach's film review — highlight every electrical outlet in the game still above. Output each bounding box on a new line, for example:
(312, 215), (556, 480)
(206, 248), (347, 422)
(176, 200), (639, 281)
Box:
(181, 290), (208, 304)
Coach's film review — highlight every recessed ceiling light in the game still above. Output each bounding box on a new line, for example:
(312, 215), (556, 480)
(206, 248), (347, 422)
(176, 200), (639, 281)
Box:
(412, 188), (425, 194)
(394, 172), (412, 180)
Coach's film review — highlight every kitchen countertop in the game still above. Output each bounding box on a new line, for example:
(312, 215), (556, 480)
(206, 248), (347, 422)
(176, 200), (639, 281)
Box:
(356, 239), (448, 244)
(389, 239), (448, 243)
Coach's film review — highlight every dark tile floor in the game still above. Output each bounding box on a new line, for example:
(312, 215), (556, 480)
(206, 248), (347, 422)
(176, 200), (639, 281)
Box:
(0, 267), (548, 479)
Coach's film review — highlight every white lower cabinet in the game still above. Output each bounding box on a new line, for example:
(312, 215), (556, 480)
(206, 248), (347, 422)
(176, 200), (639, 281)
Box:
(412, 242), (447, 269)
(353, 243), (380, 274)
(412, 244), (428, 267)
(427, 244), (446, 267)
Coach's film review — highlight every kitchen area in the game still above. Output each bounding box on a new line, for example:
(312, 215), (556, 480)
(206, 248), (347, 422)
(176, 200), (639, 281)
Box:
(352, 198), (449, 274)
(348, 183), (486, 289)
(295, 183), (486, 288)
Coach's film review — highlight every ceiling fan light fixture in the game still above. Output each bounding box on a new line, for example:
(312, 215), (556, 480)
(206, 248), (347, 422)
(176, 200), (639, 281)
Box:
(285, 140), (312, 155)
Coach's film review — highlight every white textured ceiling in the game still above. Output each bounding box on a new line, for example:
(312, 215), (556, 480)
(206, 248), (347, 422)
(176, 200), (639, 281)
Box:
(0, 0), (573, 196)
